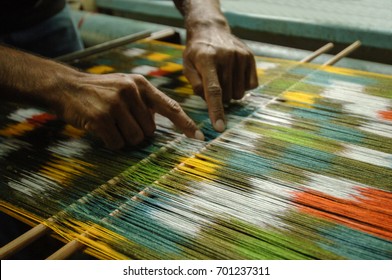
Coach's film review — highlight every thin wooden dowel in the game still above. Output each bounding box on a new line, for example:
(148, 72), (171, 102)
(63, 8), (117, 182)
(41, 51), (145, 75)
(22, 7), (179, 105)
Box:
(47, 236), (87, 260)
(147, 29), (177, 41)
(300, 42), (334, 63)
(46, 188), (152, 260)
(0, 221), (51, 259)
(0, 177), (119, 259)
(322, 40), (361, 66)
(56, 30), (151, 62)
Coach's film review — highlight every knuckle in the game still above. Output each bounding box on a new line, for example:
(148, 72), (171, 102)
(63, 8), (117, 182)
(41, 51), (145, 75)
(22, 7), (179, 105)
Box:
(183, 118), (195, 130)
(115, 73), (128, 79)
(128, 81), (138, 93)
(208, 99), (224, 115)
(116, 77), (138, 94)
(199, 48), (216, 60)
(167, 98), (182, 114)
(237, 48), (250, 58)
(210, 106), (224, 115)
(207, 85), (222, 98)
(132, 74), (147, 85)
(247, 51), (255, 59)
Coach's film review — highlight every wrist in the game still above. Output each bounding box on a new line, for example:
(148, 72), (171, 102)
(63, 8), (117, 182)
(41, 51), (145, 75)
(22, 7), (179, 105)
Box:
(186, 17), (230, 34)
(43, 66), (85, 112)
(182, 0), (230, 35)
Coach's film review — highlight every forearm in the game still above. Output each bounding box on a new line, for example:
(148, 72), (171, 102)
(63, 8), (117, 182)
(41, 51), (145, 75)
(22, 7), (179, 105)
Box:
(0, 45), (81, 109)
(173, 0), (230, 32)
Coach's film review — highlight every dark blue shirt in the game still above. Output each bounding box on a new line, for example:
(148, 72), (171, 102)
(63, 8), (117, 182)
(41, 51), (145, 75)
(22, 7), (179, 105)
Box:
(0, 0), (65, 34)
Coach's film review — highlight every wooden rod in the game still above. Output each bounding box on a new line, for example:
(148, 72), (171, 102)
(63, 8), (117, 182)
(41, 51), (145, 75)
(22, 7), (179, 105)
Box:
(56, 28), (178, 63)
(56, 30), (151, 62)
(47, 236), (87, 260)
(147, 29), (177, 41)
(300, 42), (334, 63)
(0, 222), (51, 259)
(46, 188), (152, 260)
(322, 40), (361, 66)
(0, 176), (118, 259)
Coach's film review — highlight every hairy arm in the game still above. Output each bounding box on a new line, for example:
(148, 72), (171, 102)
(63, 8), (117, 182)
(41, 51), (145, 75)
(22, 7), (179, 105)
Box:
(173, 0), (258, 132)
(0, 45), (204, 149)
(0, 45), (80, 108)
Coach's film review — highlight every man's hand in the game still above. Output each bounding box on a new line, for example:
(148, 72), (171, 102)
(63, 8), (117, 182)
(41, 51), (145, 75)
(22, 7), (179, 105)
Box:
(56, 73), (204, 149)
(183, 27), (258, 132)
(173, 0), (259, 132)
(0, 45), (204, 149)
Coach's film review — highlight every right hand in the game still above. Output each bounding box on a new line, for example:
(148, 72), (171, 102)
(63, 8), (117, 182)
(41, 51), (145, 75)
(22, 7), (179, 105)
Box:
(54, 72), (204, 149)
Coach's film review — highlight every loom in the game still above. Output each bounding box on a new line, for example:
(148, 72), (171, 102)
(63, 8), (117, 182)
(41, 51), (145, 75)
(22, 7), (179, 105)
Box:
(1, 3), (392, 260)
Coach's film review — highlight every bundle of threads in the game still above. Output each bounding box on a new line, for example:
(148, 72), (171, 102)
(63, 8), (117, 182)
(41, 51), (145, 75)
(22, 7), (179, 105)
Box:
(0, 40), (391, 259)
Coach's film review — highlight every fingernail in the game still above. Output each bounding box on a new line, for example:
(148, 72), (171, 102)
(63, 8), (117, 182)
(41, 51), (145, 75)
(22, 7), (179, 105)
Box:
(194, 130), (205, 141)
(214, 119), (225, 132)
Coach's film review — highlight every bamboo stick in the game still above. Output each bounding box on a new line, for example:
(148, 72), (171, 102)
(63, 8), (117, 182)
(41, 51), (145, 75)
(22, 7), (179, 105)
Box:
(322, 40), (361, 66)
(300, 42), (334, 63)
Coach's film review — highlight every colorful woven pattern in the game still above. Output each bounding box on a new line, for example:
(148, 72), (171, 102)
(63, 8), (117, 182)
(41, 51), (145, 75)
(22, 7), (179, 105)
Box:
(0, 40), (391, 259)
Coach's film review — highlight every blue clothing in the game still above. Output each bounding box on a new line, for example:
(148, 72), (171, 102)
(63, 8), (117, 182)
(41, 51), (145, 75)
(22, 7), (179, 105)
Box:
(0, 5), (84, 58)
(0, 0), (66, 34)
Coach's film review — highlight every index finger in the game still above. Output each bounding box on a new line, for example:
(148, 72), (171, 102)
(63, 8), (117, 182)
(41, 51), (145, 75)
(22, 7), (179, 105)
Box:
(143, 84), (205, 141)
(199, 61), (226, 132)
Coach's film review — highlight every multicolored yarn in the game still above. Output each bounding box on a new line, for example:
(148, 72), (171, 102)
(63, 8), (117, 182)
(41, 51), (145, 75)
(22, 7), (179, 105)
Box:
(0, 40), (391, 259)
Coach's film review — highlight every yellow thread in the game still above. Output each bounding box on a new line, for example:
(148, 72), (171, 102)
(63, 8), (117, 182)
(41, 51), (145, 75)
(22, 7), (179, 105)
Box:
(86, 65), (114, 74)
(282, 91), (320, 108)
(62, 125), (85, 138)
(160, 62), (183, 72)
(178, 75), (188, 83)
(0, 122), (35, 137)
(146, 52), (171, 61)
(195, 153), (223, 165)
(177, 157), (221, 179)
(39, 157), (88, 184)
(174, 86), (194, 95)
(323, 65), (392, 79)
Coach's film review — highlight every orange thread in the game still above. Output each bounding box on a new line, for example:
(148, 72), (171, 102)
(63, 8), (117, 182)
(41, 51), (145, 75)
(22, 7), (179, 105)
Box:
(378, 110), (392, 121)
(293, 187), (392, 240)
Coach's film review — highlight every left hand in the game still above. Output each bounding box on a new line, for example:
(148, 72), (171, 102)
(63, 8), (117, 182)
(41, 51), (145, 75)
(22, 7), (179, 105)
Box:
(183, 26), (258, 132)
